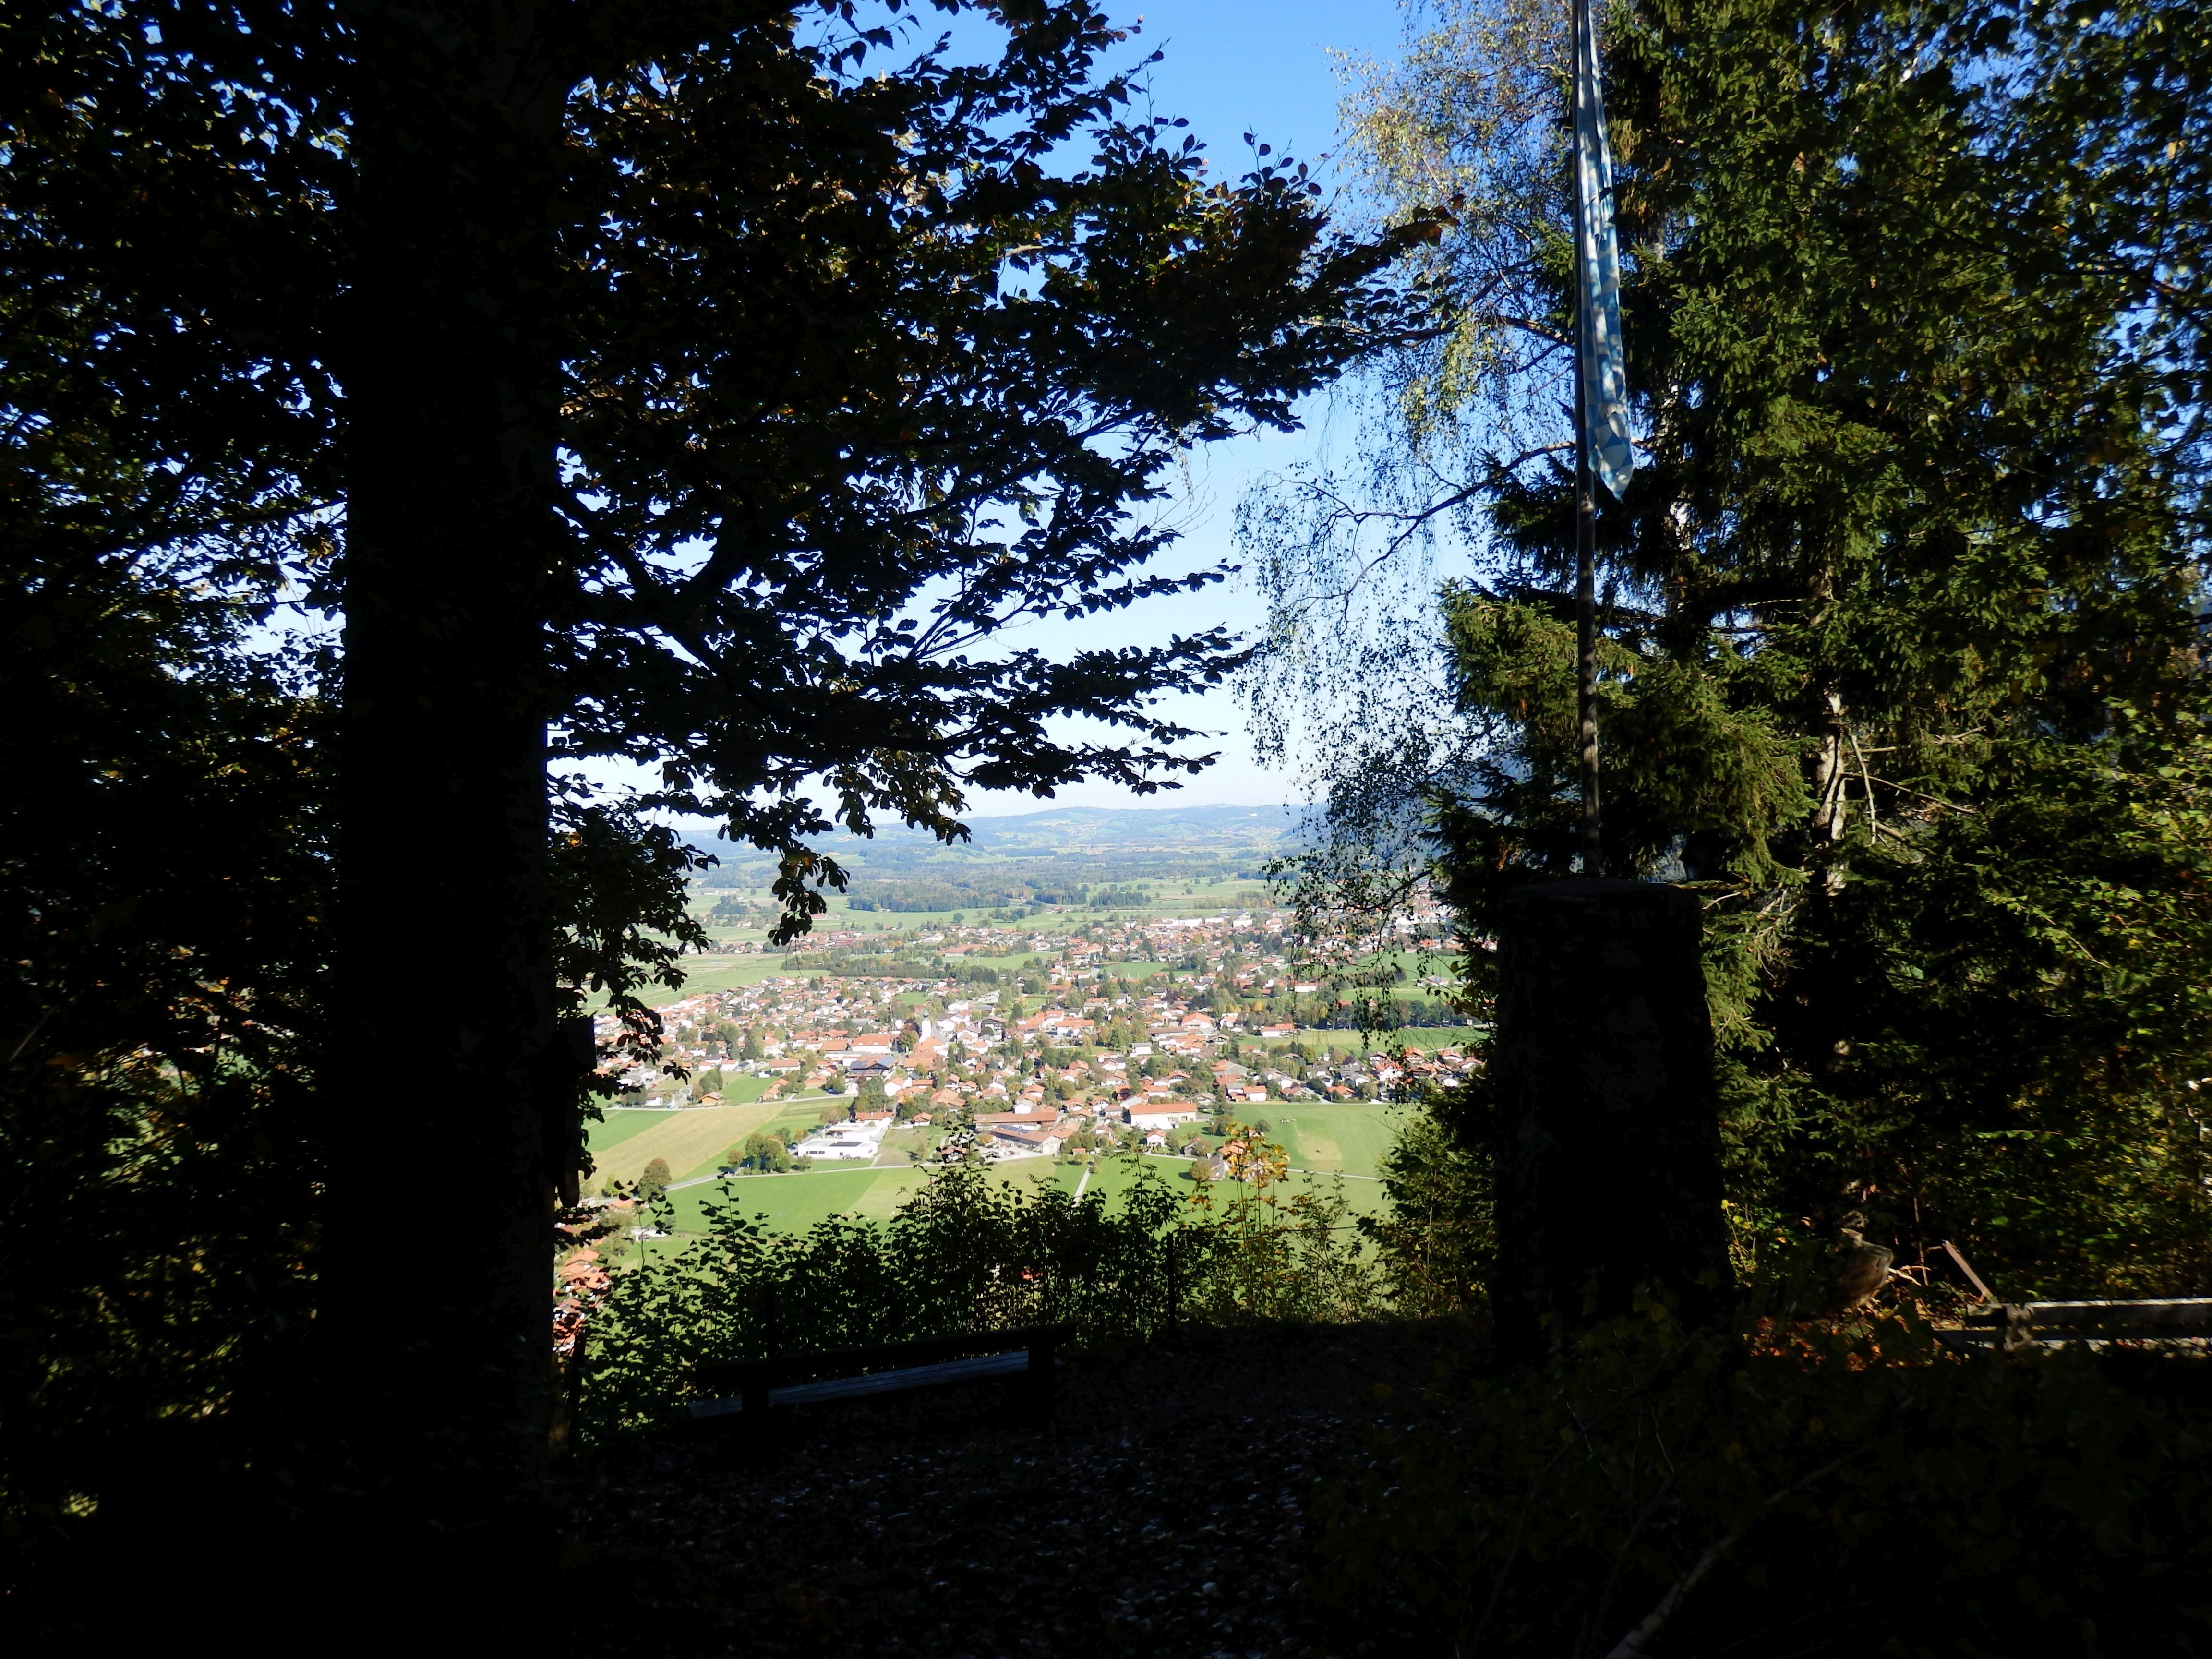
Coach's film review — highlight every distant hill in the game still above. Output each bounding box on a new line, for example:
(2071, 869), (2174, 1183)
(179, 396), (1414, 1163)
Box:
(950, 802), (1304, 852)
(680, 800), (1312, 890)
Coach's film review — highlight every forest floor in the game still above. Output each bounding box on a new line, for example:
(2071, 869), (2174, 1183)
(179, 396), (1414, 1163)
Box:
(565, 1320), (1486, 1658)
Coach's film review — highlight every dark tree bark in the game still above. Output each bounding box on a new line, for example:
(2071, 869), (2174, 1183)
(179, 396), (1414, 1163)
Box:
(331, 1), (571, 1513)
(1489, 880), (1729, 1363)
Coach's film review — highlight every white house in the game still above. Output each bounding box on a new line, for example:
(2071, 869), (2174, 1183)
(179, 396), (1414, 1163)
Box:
(791, 1115), (891, 1162)
(1125, 1100), (1202, 1130)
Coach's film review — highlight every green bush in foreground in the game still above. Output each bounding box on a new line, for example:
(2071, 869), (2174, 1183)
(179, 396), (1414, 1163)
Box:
(577, 1152), (1372, 1445)
(1313, 1300), (2212, 1656)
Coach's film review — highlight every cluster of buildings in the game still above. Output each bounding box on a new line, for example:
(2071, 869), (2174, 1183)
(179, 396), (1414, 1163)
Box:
(593, 904), (1478, 1165)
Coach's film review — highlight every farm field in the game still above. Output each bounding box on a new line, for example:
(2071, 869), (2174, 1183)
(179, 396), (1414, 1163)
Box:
(587, 1100), (788, 1186)
(586, 1108), (678, 1156)
(689, 873), (1278, 957)
(635, 954), (805, 1004)
(665, 1166), (916, 1234)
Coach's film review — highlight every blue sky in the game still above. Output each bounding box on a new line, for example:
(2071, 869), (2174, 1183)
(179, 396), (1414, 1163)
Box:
(951, 0), (1411, 814)
(570, 2), (1418, 824)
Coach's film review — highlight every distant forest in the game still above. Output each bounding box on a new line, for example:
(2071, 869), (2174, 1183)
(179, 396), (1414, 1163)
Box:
(698, 851), (1273, 902)
(843, 877), (1165, 912)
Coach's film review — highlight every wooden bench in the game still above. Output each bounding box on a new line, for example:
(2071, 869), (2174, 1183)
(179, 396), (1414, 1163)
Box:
(687, 1322), (1070, 1424)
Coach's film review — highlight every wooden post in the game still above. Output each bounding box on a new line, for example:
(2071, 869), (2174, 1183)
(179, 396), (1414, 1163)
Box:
(1490, 880), (1728, 1362)
(742, 1365), (773, 1420)
(1027, 1327), (1060, 1418)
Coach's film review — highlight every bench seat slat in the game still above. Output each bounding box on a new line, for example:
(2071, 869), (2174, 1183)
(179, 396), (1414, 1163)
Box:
(689, 1348), (1031, 1419)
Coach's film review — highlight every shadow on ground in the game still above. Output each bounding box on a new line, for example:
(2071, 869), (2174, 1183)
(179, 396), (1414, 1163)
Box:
(565, 1319), (1488, 1658)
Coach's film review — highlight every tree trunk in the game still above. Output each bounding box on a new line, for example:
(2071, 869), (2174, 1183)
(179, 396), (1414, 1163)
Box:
(1810, 686), (1849, 851)
(328, 0), (570, 1530)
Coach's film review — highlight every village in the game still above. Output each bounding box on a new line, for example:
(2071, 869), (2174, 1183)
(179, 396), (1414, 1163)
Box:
(590, 900), (1479, 1184)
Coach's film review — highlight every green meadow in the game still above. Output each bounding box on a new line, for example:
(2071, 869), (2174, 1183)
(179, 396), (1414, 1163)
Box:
(1261, 1101), (1406, 1178)
(607, 1139), (1390, 1267)
(661, 1154), (1074, 1236)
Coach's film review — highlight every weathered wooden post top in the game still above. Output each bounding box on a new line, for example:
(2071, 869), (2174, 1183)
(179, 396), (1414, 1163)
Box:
(1489, 879), (1730, 1361)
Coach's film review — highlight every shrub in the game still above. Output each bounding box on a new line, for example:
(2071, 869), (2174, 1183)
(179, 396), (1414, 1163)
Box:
(577, 1151), (1378, 1445)
(1310, 1300), (2212, 1655)
(1358, 1102), (1490, 1320)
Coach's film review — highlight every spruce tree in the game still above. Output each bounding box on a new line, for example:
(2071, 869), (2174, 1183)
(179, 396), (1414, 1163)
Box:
(1256, 0), (2212, 1296)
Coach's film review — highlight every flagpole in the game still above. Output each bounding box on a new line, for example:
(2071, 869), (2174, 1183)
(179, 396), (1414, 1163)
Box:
(1572, 0), (1601, 875)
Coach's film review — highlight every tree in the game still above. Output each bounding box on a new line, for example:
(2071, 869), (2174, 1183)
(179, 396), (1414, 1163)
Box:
(11, 0), (1424, 1546)
(1, 529), (330, 1542)
(637, 1158), (672, 1202)
(732, 1130), (790, 1173)
(1259, 0), (2212, 1297)
(2, 8), (694, 1559)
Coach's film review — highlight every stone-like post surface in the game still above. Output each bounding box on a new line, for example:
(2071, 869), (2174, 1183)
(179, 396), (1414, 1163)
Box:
(1490, 879), (1729, 1361)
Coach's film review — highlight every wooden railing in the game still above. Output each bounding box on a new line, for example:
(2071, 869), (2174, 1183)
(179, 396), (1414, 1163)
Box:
(1935, 1298), (2212, 1353)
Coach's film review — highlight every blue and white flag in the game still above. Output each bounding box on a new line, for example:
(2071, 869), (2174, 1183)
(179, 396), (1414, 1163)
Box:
(1575, 0), (1635, 500)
